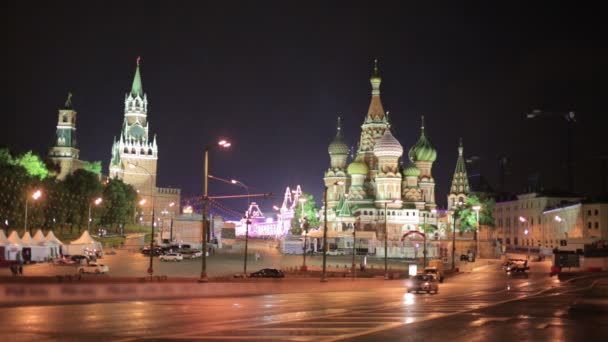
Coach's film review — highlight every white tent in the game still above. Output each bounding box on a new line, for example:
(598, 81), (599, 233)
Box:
(45, 230), (64, 245)
(43, 231), (63, 259)
(21, 231), (34, 245)
(0, 230), (13, 262)
(20, 231), (55, 262)
(0, 230), (9, 245)
(7, 231), (23, 245)
(4, 231), (23, 261)
(33, 230), (46, 244)
(65, 230), (103, 256)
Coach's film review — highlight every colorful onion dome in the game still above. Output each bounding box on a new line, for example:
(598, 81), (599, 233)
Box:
(408, 115), (437, 162)
(347, 155), (369, 175)
(374, 129), (403, 158)
(402, 162), (421, 177)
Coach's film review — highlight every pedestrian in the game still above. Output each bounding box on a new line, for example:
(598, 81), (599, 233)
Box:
(10, 265), (17, 276)
(19, 265), (23, 276)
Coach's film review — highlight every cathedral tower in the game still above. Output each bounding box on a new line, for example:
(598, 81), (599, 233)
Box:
(358, 60), (390, 196)
(408, 115), (437, 209)
(324, 117), (349, 208)
(49, 93), (84, 180)
(448, 138), (470, 209)
(373, 129), (403, 207)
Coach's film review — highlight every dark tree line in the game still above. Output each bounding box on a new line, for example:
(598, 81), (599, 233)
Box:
(0, 148), (137, 234)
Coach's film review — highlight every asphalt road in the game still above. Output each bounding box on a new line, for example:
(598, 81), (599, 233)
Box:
(3, 262), (604, 341)
(0, 240), (418, 278)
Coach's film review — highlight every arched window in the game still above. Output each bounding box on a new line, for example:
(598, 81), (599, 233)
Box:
(140, 148), (145, 154)
(148, 149), (153, 155)
(131, 148), (136, 154)
(124, 148), (128, 153)
(62, 114), (68, 123)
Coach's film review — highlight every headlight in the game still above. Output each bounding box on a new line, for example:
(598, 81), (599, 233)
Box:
(424, 282), (429, 286)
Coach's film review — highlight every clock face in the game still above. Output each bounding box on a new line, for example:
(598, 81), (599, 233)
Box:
(129, 124), (144, 138)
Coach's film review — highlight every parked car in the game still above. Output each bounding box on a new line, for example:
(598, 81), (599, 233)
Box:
(406, 274), (439, 294)
(249, 268), (285, 278)
(70, 255), (90, 264)
(182, 250), (203, 259)
(424, 266), (444, 283)
(159, 253), (183, 262)
(327, 250), (345, 256)
(141, 247), (163, 256)
(78, 263), (109, 274)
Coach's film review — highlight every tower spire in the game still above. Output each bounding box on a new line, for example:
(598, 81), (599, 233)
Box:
(449, 137), (470, 206)
(420, 114), (425, 134)
(131, 57), (144, 97)
(366, 58), (385, 121)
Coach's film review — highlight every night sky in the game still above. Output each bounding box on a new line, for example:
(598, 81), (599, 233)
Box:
(7, 2), (608, 217)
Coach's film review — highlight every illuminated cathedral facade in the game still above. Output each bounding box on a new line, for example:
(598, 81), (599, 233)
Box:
(322, 61), (439, 257)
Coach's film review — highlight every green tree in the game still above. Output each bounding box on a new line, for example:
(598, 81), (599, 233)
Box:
(64, 169), (104, 232)
(83, 161), (102, 175)
(14, 151), (49, 180)
(290, 193), (320, 234)
(100, 179), (136, 230)
(457, 194), (496, 234)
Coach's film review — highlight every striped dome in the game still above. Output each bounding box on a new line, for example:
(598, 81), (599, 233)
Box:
(402, 162), (421, 177)
(409, 131), (437, 162)
(328, 134), (349, 155)
(347, 155), (369, 175)
(374, 129), (403, 158)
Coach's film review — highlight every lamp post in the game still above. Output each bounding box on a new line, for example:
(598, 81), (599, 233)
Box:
(321, 180), (344, 282)
(298, 197), (308, 271)
(472, 205), (481, 260)
(384, 199), (402, 280)
(25, 190), (42, 233)
(129, 162), (155, 276)
(451, 201), (463, 271)
(352, 218), (358, 279)
(231, 179), (251, 276)
(519, 216), (529, 259)
(24, 189), (42, 235)
(200, 139), (231, 283)
(88, 197), (103, 232)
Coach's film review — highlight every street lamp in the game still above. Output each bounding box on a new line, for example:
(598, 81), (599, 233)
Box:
(384, 199), (402, 280)
(352, 218), (358, 279)
(24, 189), (42, 235)
(451, 201), (463, 271)
(472, 205), (481, 260)
(88, 197), (103, 232)
(519, 216), (529, 259)
(129, 162), (156, 276)
(321, 180), (344, 282)
(298, 197), (308, 271)
(200, 139), (231, 282)
(231, 178), (251, 276)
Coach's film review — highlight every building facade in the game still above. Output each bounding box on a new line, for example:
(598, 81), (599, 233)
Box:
(322, 61), (439, 257)
(108, 59), (180, 223)
(492, 192), (581, 254)
(48, 93), (85, 180)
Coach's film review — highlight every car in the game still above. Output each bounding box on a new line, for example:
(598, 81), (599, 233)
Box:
(78, 263), (109, 274)
(249, 268), (285, 278)
(327, 250), (345, 256)
(141, 247), (163, 256)
(424, 266), (444, 283)
(406, 274), (439, 294)
(159, 253), (183, 262)
(505, 259), (529, 276)
(460, 254), (469, 261)
(70, 255), (90, 264)
(182, 250), (202, 259)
